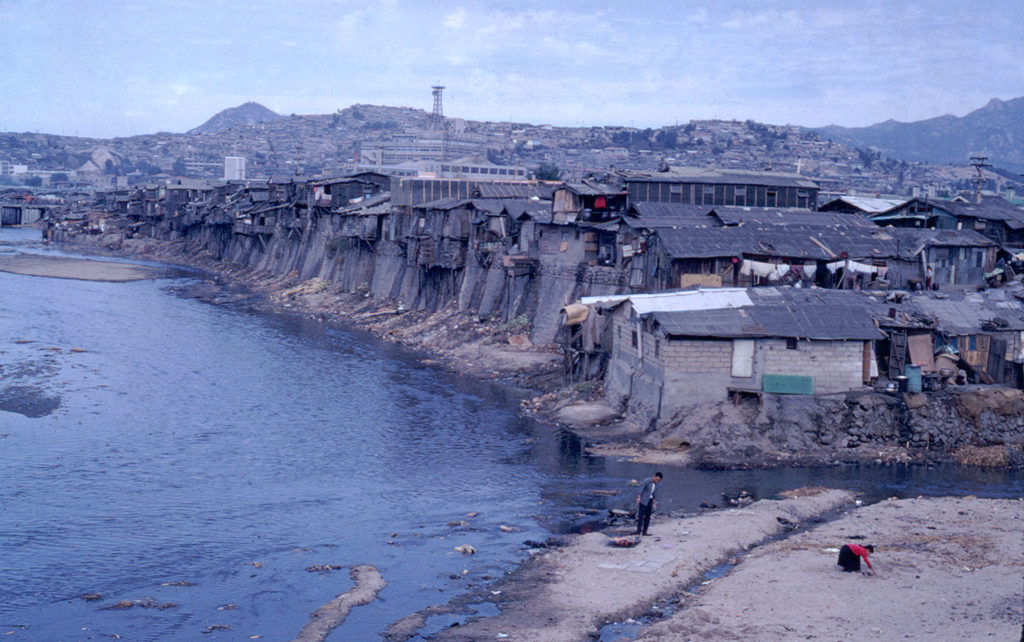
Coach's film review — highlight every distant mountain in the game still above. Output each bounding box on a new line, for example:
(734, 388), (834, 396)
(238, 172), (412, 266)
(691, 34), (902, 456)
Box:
(188, 102), (283, 135)
(813, 97), (1024, 172)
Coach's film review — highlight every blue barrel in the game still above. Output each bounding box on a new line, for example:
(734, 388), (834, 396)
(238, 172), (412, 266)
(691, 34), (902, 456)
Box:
(904, 364), (922, 393)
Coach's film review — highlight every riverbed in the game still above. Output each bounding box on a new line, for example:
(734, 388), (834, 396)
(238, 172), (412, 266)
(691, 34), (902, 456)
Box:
(1, 227), (1022, 641)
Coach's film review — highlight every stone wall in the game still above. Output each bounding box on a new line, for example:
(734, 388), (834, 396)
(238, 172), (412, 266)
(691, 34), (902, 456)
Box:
(651, 388), (1024, 465)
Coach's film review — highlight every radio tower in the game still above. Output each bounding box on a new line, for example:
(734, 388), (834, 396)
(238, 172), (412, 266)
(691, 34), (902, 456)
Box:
(430, 85), (445, 130)
(970, 155), (992, 204)
(429, 85), (451, 160)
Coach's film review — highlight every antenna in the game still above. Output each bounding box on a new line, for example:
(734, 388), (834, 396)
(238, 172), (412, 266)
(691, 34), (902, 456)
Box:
(430, 85), (445, 130)
(969, 155), (991, 204)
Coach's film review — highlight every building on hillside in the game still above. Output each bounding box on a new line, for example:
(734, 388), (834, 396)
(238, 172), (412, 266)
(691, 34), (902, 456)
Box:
(551, 177), (628, 224)
(590, 288), (885, 424)
(224, 156), (246, 181)
(819, 195), (907, 216)
(870, 196), (1024, 249)
(622, 167), (820, 210)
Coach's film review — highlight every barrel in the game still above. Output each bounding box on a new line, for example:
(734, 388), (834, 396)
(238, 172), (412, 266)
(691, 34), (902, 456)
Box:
(904, 364), (922, 393)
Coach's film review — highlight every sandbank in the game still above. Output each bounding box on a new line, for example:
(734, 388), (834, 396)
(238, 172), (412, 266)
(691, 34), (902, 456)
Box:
(0, 253), (171, 282)
(406, 492), (1022, 641)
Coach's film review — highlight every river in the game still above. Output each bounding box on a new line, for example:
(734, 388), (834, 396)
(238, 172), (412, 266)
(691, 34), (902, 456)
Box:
(1, 227), (1021, 641)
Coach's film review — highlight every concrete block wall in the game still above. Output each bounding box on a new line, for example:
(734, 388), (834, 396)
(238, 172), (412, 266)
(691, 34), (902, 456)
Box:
(757, 339), (864, 393)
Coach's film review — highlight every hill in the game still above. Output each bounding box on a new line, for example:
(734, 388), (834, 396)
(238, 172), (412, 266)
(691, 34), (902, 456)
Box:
(814, 97), (1024, 172)
(188, 102), (283, 134)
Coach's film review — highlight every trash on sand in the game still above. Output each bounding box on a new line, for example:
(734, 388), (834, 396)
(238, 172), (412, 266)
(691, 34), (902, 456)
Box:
(609, 535), (641, 548)
(305, 564), (344, 572)
(454, 544), (476, 555)
(202, 624), (231, 634)
(449, 520), (469, 527)
(499, 525), (519, 533)
(81, 593), (102, 602)
(466, 512), (479, 518)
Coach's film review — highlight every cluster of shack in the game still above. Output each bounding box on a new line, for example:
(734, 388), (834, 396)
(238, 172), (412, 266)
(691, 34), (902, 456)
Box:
(42, 165), (1024, 425)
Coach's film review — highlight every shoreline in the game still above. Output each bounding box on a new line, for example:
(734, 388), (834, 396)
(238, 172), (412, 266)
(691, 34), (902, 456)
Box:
(389, 490), (1023, 641)
(18, 234), (1023, 639)
(35, 231), (1024, 471)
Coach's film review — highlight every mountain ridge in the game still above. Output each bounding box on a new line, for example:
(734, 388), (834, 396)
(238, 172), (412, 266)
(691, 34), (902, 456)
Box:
(813, 97), (1024, 171)
(188, 102), (283, 135)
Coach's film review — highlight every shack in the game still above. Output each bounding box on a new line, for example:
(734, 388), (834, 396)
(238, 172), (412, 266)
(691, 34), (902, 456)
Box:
(594, 288), (885, 425)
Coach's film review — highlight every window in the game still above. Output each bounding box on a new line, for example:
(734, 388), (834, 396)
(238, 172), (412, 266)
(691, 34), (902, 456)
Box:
(655, 339), (660, 357)
(976, 250), (984, 267)
(631, 330), (638, 348)
(969, 336), (976, 351)
(669, 184), (682, 194)
(786, 337), (798, 350)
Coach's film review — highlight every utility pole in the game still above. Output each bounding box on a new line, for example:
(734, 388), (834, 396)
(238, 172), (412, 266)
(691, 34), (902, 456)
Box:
(970, 155), (991, 204)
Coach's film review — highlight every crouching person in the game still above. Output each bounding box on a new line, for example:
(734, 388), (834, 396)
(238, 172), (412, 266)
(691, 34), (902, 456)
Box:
(837, 543), (875, 575)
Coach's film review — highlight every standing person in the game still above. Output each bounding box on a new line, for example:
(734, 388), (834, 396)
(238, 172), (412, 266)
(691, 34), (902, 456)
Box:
(634, 472), (663, 536)
(837, 543), (875, 574)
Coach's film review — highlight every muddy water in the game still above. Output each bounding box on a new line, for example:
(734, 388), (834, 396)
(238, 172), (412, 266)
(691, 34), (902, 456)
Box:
(1, 228), (1021, 641)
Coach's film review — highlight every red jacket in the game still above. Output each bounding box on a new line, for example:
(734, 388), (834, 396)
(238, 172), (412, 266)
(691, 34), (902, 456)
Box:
(847, 544), (874, 570)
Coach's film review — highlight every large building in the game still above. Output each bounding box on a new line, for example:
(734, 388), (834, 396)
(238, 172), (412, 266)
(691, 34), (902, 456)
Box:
(623, 167), (820, 210)
(224, 156), (246, 181)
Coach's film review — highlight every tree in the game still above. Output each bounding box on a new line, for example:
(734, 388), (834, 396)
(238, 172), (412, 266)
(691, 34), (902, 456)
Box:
(50, 172), (69, 183)
(23, 176), (43, 187)
(172, 158), (187, 175)
(534, 162), (561, 181)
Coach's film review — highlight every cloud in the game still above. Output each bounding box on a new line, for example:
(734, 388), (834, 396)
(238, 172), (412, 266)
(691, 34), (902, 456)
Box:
(444, 8), (466, 29)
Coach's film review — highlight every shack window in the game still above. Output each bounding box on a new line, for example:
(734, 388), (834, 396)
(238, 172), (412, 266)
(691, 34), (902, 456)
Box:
(786, 337), (798, 350)
(969, 336), (976, 351)
(669, 184), (682, 194)
(655, 339), (660, 357)
(631, 330), (638, 348)
(975, 250), (984, 267)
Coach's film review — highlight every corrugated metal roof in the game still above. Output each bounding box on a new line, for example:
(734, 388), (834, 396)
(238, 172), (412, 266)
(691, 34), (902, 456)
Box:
(624, 167), (819, 189)
(581, 288), (751, 313)
(908, 290), (1024, 334)
(651, 288), (885, 340)
(877, 196), (1024, 229)
(562, 180), (626, 196)
(822, 196), (907, 213)
(711, 207), (874, 228)
(475, 183), (554, 199)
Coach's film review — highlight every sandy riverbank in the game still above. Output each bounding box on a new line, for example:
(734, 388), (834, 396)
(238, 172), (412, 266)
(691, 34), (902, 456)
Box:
(0, 252), (174, 282)
(385, 490), (1022, 641)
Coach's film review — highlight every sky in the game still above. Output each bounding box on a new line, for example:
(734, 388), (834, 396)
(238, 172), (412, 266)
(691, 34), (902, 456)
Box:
(0, 0), (1022, 139)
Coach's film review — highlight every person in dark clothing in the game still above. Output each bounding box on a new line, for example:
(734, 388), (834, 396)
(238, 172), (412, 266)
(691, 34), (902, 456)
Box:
(634, 472), (663, 536)
(837, 543), (875, 574)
